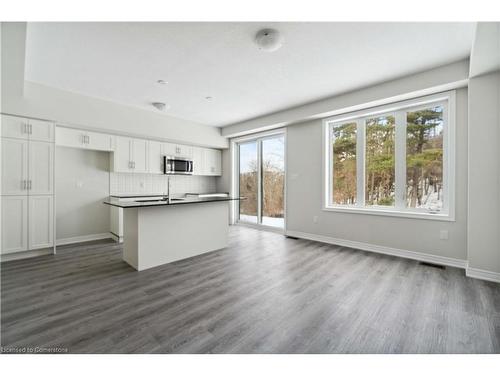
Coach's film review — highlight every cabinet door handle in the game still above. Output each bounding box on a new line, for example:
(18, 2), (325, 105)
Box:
(86, 135), (90, 144)
(23, 180), (26, 190)
(23, 123), (27, 134)
(30, 124), (33, 134)
(28, 180), (32, 190)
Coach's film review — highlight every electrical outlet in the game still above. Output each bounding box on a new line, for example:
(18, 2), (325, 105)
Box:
(140, 181), (145, 188)
(76, 181), (83, 188)
(440, 230), (449, 240)
(313, 216), (319, 224)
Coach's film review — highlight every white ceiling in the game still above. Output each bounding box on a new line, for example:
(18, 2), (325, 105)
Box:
(25, 22), (475, 127)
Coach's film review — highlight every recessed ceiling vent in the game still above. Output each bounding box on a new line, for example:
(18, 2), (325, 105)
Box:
(254, 28), (283, 52)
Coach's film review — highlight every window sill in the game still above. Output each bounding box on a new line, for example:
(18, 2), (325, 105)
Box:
(323, 206), (455, 222)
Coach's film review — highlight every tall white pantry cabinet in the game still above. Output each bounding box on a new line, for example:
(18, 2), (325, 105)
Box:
(1, 114), (55, 257)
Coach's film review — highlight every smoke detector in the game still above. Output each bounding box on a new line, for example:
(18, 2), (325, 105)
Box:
(152, 102), (169, 111)
(254, 28), (283, 52)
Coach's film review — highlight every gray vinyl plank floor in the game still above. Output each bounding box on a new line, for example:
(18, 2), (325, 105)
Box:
(1, 226), (499, 354)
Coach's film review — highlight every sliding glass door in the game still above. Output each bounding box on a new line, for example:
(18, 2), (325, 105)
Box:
(237, 132), (285, 229)
(238, 141), (258, 223)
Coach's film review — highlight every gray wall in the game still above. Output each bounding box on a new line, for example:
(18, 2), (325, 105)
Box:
(468, 71), (500, 273)
(216, 148), (231, 193)
(285, 88), (468, 261)
(56, 147), (111, 241)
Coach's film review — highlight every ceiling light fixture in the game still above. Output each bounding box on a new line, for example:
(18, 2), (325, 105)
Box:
(205, 96), (213, 101)
(152, 102), (169, 111)
(254, 28), (283, 52)
(157, 80), (167, 85)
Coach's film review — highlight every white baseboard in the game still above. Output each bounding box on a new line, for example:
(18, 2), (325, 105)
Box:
(1, 248), (53, 262)
(285, 230), (467, 269)
(466, 267), (500, 283)
(56, 233), (113, 246)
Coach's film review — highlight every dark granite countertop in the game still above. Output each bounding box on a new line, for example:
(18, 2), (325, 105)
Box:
(103, 196), (242, 208)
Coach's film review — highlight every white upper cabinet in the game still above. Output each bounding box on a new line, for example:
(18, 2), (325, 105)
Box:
(1, 115), (54, 142)
(192, 147), (204, 175)
(29, 119), (55, 142)
(1, 196), (28, 254)
(113, 136), (133, 172)
(112, 136), (148, 173)
(131, 138), (148, 173)
(1, 138), (29, 195)
(148, 141), (164, 174)
(86, 131), (115, 151)
(56, 126), (86, 148)
(203, 148), (222, 176)
(56, 126), (114, 151)
(191, 147), (222, 176)
(29, 141), (54, 195)
(1, 115), (29, 140)
(164, 142), (193, 158)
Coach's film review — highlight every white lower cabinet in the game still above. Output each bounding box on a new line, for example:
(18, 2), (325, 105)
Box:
(29, 195), (54, 250)
(1, 195), (54, 254)
(1, 196), (28, 254)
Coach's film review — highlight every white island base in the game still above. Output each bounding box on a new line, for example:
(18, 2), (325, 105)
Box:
(123, 201), (229, 271)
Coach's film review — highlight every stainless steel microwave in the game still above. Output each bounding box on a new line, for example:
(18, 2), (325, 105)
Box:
(163, 156), (193, 175)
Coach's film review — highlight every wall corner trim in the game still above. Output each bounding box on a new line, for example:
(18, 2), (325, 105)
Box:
(466, 267), (500, 283)
(285, 230), (467, 269)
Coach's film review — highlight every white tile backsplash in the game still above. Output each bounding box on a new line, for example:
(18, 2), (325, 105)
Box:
(110, 173), (217, 196)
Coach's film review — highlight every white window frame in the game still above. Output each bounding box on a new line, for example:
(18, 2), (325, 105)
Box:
(323, 91), (456, 221)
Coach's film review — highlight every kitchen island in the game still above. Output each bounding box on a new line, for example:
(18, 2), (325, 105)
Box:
(104, 196), (240, 271)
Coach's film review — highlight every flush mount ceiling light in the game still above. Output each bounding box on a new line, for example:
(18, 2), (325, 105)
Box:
(254, 28), (283, 52)
(205, 96), (213, 101)
(157, 80), (167, 85)
(152, 102), (169, 111)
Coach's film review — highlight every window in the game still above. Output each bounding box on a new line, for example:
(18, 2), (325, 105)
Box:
(324, 92), (454, 220)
